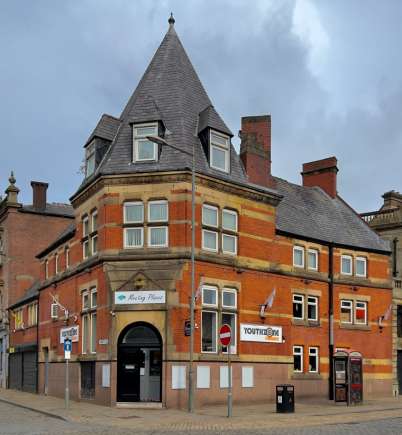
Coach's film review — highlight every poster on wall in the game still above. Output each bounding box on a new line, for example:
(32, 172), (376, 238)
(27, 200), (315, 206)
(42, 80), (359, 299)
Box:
(114, 290), (166, 305)
(240, 323), (282, 343)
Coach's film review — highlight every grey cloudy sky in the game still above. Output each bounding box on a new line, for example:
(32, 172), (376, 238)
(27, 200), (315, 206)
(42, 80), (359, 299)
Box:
(1, 0), (401, 212)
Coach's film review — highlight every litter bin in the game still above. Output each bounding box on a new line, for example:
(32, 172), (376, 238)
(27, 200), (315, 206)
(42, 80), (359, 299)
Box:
(276, 384), (295, 413)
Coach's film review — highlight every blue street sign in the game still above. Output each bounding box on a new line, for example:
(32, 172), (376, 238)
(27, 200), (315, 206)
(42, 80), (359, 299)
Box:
(64, 338), (72, 352)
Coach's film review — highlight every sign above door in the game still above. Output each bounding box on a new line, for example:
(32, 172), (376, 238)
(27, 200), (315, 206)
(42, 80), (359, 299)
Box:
(114, 290), (166, 305)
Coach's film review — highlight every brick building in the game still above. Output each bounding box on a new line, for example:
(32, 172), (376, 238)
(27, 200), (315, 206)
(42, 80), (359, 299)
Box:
(361, 190), (402, 395)
(10, 17), (392, 407)
(0, 174), (73, 390)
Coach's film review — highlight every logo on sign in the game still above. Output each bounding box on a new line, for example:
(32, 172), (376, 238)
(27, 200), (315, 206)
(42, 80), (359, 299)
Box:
(114, 290), (166, 305)
(240, 323), (282, 343)
(60, 326), (79, 344)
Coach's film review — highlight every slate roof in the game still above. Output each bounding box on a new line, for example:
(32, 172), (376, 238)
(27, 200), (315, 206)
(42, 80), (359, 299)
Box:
(72, 20), (272, 199)
(36, 222), (76, 258)
(21, 203), (74, 218)
(85, 114), (120, 147)
(9, 281), (40, 309)
(274, 177), (390, 252)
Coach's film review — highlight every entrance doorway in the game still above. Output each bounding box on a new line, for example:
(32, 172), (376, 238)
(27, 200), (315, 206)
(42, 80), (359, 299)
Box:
(117, 323), (162, 402)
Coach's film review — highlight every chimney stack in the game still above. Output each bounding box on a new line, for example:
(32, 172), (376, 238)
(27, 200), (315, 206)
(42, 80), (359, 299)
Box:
(31, 181), (48, 210)
(382, 190), (402, 210)
(301, 157), (338, 198)
(240, 115), (274, 188)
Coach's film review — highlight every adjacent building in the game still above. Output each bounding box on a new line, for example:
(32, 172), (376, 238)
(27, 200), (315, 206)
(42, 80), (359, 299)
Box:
(8, 17), (392, 407)
(0, 175), (73, 390)
(361, 190), (402, 395)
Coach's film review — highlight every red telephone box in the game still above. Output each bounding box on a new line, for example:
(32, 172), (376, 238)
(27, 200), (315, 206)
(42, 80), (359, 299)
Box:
(333, 350), (363, 405)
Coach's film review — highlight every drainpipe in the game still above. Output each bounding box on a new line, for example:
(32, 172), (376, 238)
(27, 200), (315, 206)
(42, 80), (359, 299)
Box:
(36, 298), (39, 393)
(393, 238), (398, 277)
(328, 242), (334, 400)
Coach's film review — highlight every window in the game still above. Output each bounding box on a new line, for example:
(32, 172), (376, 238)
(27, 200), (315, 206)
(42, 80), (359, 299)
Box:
(293, 294), (304, 319)
(91, 210), (98, 255)
(341, 299), (367, 325)
(355, 301), (367, 325)
(355, 257), (367, 277)
(341, 255), (352, 275)
(222, 209), (238, 255)
(307, 296), (318, 321)
(397, 306), (402, 338)
(82, 288), (97, 354)
(307, 249), (318, 271)
(82, 216), (90, 259)
(65, 247), (70, 269)
(340, 300), (353, 323)
(222, 288), (237, 353)
(55, 254), (59, 274)
(85, 141), (96, 177)
(28, 303), (38, 327)
(14, 308), (24, 329)
(133, 124), (158, 162)
(308, 347), (319, 373)
(293, 246), (304, 268)
(293, 346), (303, 372)
(202, 286), (217, 306)
(202, 205), (238, 255)
(201, 311), (217, 353)
(210, 130), (230, 173)
(124, 201), (168, 249)
(45, 260), (49, 279)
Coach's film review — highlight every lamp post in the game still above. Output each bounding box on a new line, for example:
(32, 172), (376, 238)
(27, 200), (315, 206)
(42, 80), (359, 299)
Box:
(147, 135), (196, 412)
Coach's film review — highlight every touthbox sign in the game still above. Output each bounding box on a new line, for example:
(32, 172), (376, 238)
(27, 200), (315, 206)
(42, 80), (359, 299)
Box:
(240, 323), (282, 343)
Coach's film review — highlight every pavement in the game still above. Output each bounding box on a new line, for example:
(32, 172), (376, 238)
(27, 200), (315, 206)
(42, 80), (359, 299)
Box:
(1, 388), (402, 433)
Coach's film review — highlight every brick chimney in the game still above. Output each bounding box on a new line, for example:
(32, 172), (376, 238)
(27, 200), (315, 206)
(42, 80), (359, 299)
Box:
(31, 181), (48, 210)
(301, 157), (338, 198)
(240, 115), (274, 188)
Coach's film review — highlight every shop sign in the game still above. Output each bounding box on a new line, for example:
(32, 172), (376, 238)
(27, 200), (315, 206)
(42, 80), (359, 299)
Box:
(60, 326), (79, 344)
(240, 323), (282, 343)
(114, 290), (165, 305)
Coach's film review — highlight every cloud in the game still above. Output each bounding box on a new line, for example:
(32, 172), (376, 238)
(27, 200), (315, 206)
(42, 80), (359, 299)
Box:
(0, 0), (401, 213)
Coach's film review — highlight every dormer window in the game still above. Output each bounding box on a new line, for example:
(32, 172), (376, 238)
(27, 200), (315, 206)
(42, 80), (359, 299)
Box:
(210, 130), (230, 173)
(133, 124), (158, 162)
(85, 141), (96, 177)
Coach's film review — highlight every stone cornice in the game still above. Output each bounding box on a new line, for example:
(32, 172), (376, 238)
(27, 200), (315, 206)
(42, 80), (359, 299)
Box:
(71, 171), (282, 208)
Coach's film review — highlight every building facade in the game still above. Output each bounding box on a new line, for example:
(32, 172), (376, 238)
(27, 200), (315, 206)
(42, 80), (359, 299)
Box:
(361, 190), (402, 395)
(0, 175), (73, 390)
(9, 17), (392, 408)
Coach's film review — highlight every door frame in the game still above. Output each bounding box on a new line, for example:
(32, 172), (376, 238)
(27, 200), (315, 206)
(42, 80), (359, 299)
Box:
(117, 322), (162, 403)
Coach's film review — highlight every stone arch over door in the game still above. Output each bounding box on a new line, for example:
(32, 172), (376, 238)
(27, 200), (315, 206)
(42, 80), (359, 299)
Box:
(117, 322), (162, 402)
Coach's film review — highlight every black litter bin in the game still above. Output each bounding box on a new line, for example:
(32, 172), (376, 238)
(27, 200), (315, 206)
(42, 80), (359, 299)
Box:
(276, 384), (295, 413)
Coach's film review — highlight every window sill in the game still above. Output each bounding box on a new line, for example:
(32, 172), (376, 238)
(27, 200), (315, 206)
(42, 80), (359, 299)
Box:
(77, 354), (97, 361)
(339, 323), (370, 331)
(291, 373), (322, 380)
(292, 319), (321, 328)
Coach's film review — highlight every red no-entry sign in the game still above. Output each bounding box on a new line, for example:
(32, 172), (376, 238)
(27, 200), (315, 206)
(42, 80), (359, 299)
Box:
(220, 324), (232, 347)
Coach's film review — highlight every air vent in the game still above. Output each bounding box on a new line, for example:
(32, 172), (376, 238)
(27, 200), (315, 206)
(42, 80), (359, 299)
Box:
(50, 303), (58, 319)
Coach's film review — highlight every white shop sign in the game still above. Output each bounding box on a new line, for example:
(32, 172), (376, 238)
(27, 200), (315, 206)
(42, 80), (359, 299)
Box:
(114, 290), (166, 305)
(60, 326), (79, 344)
(240, 323), (282, 343)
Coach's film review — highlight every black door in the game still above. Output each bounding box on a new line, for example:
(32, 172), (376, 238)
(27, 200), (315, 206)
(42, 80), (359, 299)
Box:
(117, 323), (162, 403)
(81, 361), (96, 399)
(9, 353), (22, 390)
(22, 351), (37, 393)
(117, 348), (145, 402)
(398, 351), (402, 394)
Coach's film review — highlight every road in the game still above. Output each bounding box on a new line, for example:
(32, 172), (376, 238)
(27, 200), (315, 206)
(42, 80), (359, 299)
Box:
(1, 401), (402, 434)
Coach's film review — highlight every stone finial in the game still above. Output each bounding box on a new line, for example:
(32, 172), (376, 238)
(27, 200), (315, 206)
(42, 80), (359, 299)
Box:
(168, 12), (175, 27)
(5, 171), (20, 204)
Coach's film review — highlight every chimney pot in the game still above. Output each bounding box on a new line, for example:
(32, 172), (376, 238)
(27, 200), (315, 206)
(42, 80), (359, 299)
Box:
(31, 181), (48, 210)
(301, 157), (338, 198)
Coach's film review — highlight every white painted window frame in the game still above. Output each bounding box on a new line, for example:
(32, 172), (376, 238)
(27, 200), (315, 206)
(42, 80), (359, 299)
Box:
(202, 204), (219, 228)
(148, 226), (169, 248)
(341, 255), (353, 276)
(222, 288), (237, 309)
(292, 294), (304, 320)
(308, 347), (319, 373)
(202, 229), (218, 252)
(354, 301), (367, 325)
(293, 246), (305, 268)
(209, 130), (230, 173)
(133, 123), (158, 162)
(202, 286), (218, 307)
(355, 256), (367, 278)
(293, 345), (303, 373)
(222, 233), (237, 255)
(307, 296), (318, 321)
(148, 200), (168, 223)
(340, 299), (353, 324)
(201, 309), (218, 354)
(124, 201), (144, 224)
(307, 249), (318, 271)
(123, 227), (144, 249)
(222, 209), (238, 232)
